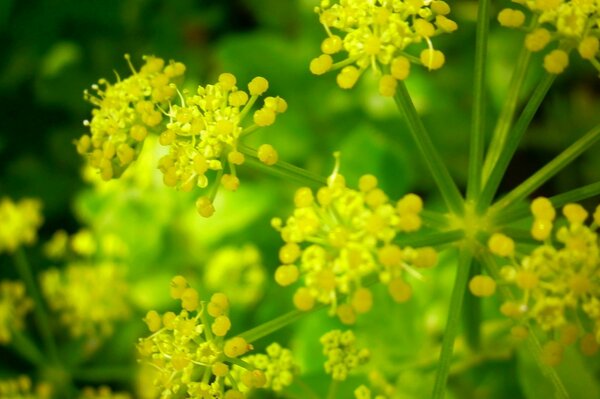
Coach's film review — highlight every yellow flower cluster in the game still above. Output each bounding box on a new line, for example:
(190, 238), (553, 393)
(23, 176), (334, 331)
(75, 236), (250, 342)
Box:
(79, 386), (131, 399)
(310, 0), (458, 95)
(493, 198), (600, 365)
(40, 261), (130, 338)
(272, 169), (437, 323)
(0, 280), (33, 344)
(137, 276), (262, 399)
(231, 342), (298, 392)
(76, 55), (185, 181)
(158, 73), (286, 217)
(0, 376), (51, 399)
(0, 197), (43, 254)
(354, 384), (387, 399)
(498, 0), (600, 74)
(321, 329), (370, 381)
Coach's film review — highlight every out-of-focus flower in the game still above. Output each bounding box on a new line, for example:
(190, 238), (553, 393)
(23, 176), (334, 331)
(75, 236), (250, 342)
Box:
(0, 197), (43, 254)
(0, 280), (33, 344)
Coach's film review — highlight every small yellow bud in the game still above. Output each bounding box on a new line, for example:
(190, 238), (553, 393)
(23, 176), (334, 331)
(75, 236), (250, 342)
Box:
(336, 303), (357, 325)
(391, 56), (410, 80)
(511, 325), (529, 340)
(170, 275), (188, 299)
(294, 187), (314, 207)
(431, 1), (451, 15)
(144, 310), (161, 332)
(531, 197), (555, 220)
(219, 73), (237, 91)
(181, 287), (199, 311)
(515, 270), (538, 290)
(469, 275), (497, 297)
(414, 19), (435, 37)
(336, 66), (360, 89)
(229, 90), (249, 107)
(196, 196), (215, 218)
(413, 247), (438, 268)
(293, 287), (315, 311)
(221, 174), (240, 191)
(321, 35), (343, 54)
(579, 37), (599, 60)
(525, 28), (551, 52)
(351, 288), (373, 314)
(378, 74), (397, 97)
(242, 370), (267, 388)
(580, 333), (599, 356)
(397, 193), (423, 214)
(563, 203), (588, 224)
(500, 301), (522, 318)
(279, 242), (301, 264)
(224, 336), (250, 358)
(388, 278), (412, 302)
(228, 151), (245, 165)
(436, 16), (458, 33)
(488, 233), (515, 257)
(544, 49), (569, 74)
(130, 125), (148, 141)
(498, 9), (525, 28)
(253, 108), (276, 126)
(212, 362), (229, 377)
(211, 315), (232, 336)
(310, 54), (333, 75)
(378, 244), (402, 267)
(541, 340), (564, 366)
(420, 49), (445, 70)
(531, 218), (553, 241)
(248, 76), (269, 96)
(258, 144), (278, 165)
(274, 265), (300, 286)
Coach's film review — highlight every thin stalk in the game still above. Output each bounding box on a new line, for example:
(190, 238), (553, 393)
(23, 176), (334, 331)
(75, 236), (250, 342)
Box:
(240, 146), (326, 188)
(490, 123), (600, 213)
(10, 330), (46, 367)
(492, 181), (600, 225)
(14, 249), (59, 363)
(431, 247), (474, 399)
(239, 305), (326, 343)
(482, 46), (532, 182)
(72, 366), (134, 382)
(394, 81), (464, 216)
(467, 0), (491, 201)
(462, 261), (482, 350)
(293, 377), (321, 399)
(421, 210), (451, 229)
(326, 380), (338, 399)
(477, 74), (556, 213)
(395, 229), (465, 248)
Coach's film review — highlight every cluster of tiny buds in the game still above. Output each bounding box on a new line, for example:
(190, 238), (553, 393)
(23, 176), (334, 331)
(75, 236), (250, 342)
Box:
(0, 280), (33, 344)
(272, 165), (436, 324)
(498, 1), (600, 75)
(0, 375), (51, 399)
(310, 0), (457, 96)
(138, 276), (268, 398)
(0, 197), (44, 254)
(321, 329), (370, 381)
(475, 197), (600, 365)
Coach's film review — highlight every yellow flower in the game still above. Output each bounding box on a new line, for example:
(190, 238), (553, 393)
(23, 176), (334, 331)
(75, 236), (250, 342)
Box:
(0, 376), (51, 399)
(496, 199), (600, 361)
(273, 158), (435, 322)
(311, 0), (458, 95)
(77, 55), (185, 181)
(499, 1), (600, 74)
(138, 276), (259, 399)
(79, 386), (131, 399)
(321, 329), (370, 381)
(158, 73), (286, 217)
(0, 197), (43, 254)
(40, 261), (130, 338)
(0, 280), (33, 344)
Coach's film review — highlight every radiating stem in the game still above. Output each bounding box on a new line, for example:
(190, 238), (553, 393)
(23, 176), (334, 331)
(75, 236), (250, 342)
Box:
(394, 81), (464, 216)
(72, 366), (134, 382)
(431, 247), (473, 399)
(482, 46), (532, 183)
(477, 74), (556, 213)
(490, 123), (600, 213)
(14, 249), (59, 363)
(326, 379), (339, 399)
(467, 0), (491, 201)
(10, 330), (46, 367)
(394, 229), (465, 248)
(239, 305), (325, 343)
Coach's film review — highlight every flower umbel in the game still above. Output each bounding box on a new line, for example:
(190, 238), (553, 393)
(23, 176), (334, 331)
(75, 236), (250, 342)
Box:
(231, 343), (298, 392)
(0, 197), (43, 254)
(311, 0), (458, 95)
(158, 73), (286, 217)
(0, 375), (51, 399)
(77, 55), (185, 181)
(321, 329), (370, 381)
(0, 280), (33, 344)
(137, 276), (262, 398)
(499, 0), (600, 74)
(273, 159), (436, 323)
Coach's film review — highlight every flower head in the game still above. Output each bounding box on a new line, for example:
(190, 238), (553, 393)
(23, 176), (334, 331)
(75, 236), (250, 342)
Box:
(321, 329), (370, 381)
(499, 1), (600, 74)
(157, 73), (286, 217)
(138, 276), (262, 398)
(77, 55), (185, 181)
(0, 197), (43, 254)
(311, 0), (458, 95)
(79, 386), (131, 399)
(0, 280), (33, 344)
(494, 199), (600, 363)
(273, 158), (436, 323)
(0, 375), (51, 399)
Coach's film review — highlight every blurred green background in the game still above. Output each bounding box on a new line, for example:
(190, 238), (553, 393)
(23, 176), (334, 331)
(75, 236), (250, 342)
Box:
(1, 0), (600, 398)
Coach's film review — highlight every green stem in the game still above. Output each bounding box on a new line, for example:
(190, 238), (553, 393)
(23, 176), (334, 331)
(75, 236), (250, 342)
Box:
(421, 210), (451, 229)
(72, 366), (134, 383)
(467, 0), (491, 201)
(326, 379), (338, 399)
(14, 248), (60, 363)
(482, 46), (532, 183)
(394, 81), (465, 216)
(477, 73), (556, 213)
(395, 229), (465, 248)
(292, 377), (321, 399)
(240, 145), (327, 188)
(239, 305), (326, 343)
(492, 181), (600, 225)
(431, 247), (473, 399)
(10, 330), (46, 367)
(490, 123), (600, 213)
(462, 261), (481, 350)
